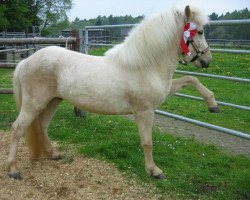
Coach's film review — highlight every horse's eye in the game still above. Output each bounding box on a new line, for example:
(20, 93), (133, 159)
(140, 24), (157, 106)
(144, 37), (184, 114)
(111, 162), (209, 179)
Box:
(198, 30), (204, 35)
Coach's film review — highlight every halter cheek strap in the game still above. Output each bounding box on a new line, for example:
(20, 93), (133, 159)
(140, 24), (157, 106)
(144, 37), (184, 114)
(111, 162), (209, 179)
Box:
(188, 39), (210, 62)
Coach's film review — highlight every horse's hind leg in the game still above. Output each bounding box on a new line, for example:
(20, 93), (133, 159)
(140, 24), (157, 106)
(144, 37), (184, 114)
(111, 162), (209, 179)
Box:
(8, 109), (39, 179)
(38, 97), (62, 160)
(170, 76), (220, 112)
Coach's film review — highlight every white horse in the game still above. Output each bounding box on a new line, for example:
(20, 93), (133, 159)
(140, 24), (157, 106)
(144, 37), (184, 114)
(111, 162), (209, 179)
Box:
(8, 5), (219, 180)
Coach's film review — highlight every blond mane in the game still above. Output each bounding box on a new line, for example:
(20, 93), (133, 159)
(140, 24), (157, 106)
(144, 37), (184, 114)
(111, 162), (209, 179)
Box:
(105, 6), (208, 72)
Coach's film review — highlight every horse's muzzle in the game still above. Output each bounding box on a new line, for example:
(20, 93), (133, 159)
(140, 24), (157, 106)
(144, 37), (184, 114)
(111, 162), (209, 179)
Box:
(200, 60), (210, 68)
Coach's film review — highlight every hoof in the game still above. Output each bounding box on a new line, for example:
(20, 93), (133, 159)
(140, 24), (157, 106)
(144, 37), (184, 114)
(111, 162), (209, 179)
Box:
(51, 155), (63, 161)
(154, 173), (166, 180)
(9, 172), (22, 180)
(209, 107), (221, 113)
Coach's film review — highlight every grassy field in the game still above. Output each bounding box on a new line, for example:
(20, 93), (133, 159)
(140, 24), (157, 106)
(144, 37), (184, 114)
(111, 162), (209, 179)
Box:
(0, 48), (249, 199)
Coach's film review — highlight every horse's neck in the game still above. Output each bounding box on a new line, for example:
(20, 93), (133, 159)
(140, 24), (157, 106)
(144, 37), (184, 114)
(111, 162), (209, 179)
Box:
(156, 14), (184, 78)
(135, 11), (184, 75)
(106, 10), (184, 78)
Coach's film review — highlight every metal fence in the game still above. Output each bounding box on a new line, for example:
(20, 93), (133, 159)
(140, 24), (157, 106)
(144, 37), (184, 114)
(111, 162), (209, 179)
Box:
(0, 36), (77, 91)
(0, 26), (41, 39)
(84, 19), (250, 140)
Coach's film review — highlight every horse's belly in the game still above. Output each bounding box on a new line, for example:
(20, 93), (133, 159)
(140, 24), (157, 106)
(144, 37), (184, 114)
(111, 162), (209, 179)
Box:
(66, 95), (132, 115)
(58, 81), (132, 115)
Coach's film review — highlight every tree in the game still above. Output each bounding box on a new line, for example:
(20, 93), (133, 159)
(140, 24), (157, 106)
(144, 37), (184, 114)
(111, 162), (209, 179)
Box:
(43, 16), (70, 36)
(35, 0), (72, 34)
(209, 12), (219, 20)
(95, 16), (103, 25)
(0, 4), (8, 29)
(0, 0), (72, 34)
(0, 0), (37, 31)
(206, 8), (250, 40)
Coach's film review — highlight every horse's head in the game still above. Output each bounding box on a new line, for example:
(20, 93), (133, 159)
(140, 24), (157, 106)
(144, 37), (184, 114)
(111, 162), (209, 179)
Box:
(181, 6), (212, 68)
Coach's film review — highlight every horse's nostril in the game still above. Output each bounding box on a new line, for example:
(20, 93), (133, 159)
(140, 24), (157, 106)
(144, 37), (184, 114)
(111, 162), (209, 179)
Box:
(200, 60), (209, 68)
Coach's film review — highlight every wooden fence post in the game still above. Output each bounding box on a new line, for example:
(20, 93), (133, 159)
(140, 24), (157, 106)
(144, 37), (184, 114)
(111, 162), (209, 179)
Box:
(71, 29), (79, 52)
(71, 29), (86, 118)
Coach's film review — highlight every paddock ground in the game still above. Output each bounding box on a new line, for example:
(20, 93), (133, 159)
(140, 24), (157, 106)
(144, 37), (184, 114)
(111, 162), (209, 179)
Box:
(0, 131), (166, 200)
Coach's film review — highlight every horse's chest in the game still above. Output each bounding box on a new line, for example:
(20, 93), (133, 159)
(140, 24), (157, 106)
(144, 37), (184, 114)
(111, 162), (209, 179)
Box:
(128, 78), (171, 108)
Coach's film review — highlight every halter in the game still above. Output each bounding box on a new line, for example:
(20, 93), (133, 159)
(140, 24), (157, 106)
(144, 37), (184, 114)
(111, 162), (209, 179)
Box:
(179, 22), (210, 65)
(187, 38), (210, 62)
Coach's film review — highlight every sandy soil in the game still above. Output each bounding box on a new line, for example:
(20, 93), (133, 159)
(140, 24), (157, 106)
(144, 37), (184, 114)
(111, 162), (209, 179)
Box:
(0, 131), (167, 200)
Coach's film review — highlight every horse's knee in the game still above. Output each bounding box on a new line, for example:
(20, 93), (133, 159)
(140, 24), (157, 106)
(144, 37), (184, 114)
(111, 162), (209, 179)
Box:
(186, 75), (199, 84)
(10, 122), (24, 140)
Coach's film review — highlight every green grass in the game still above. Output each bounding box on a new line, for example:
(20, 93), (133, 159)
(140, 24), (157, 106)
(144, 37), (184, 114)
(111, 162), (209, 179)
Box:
(0, 95), (249, 200)
(0, 68), (13, 87)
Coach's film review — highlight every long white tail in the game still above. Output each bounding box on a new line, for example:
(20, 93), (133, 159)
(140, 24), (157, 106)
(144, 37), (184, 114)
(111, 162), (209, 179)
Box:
(13, 61), (22, 111)
(13, 61), (47, 159)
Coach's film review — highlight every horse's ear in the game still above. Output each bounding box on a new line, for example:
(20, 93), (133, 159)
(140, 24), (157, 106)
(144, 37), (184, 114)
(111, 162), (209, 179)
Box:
(185, 5), (192, 21)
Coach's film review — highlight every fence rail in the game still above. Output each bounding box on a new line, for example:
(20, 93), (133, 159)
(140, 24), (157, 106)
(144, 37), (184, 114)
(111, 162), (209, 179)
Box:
(0, 37), (77, 66)
(0, 30), (83, 117)
(155, 110), (250, 140)
(0, 30), (41, 38)
(0, 63), (17, 68)
(0, 37), (76, 45)
(175, 70), (250, 83)
(208, 19), (250, 25)
(174, 93), (250, 111)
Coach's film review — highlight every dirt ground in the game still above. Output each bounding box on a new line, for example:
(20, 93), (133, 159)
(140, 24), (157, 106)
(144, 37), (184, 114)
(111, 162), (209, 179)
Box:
(0, 131), (167, 200)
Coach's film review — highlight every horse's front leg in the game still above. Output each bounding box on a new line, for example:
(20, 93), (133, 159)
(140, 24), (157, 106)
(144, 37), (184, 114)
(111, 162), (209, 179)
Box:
(134, 109), (166, 179)
(170, 76), (220, 113)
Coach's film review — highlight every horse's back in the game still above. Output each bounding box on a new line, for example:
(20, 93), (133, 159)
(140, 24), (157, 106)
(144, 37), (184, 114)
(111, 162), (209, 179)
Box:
(15, 46), (131, 114)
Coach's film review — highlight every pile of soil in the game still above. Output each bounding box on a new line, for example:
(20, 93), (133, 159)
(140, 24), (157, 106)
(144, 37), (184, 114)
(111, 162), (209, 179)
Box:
(0, 131), (167, 200)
